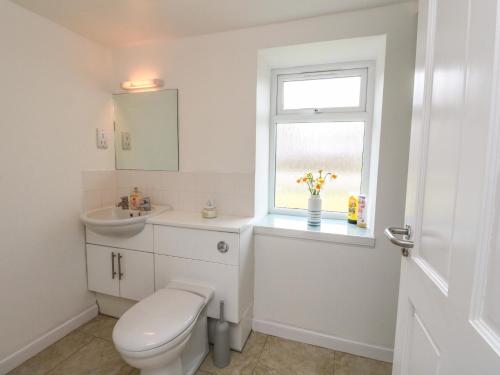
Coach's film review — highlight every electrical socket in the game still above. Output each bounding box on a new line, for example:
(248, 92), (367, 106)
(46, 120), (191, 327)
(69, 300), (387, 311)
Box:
(96, 128), (108, 149)
(121, 131), (131, 150)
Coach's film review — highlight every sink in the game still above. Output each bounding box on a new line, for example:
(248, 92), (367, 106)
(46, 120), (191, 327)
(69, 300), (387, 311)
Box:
(81, 205), (168, 237)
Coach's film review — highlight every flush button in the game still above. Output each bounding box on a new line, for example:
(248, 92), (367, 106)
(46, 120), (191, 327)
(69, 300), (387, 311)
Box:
(217, 241), (229, 253)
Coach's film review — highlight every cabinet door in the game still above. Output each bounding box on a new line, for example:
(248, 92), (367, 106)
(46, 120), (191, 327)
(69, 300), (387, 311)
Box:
(155, 226), (240, 265)
(86, 244), (119, 296)
(155, 254), (239, 323)
(118, 249), (154, 301)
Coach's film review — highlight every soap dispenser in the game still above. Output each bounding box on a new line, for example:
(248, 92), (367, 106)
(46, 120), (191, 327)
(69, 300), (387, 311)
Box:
(129, 187), (143, 210)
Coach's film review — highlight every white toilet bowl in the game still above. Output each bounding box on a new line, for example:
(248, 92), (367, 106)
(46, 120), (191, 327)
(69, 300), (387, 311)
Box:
(112, 282), (214, 375)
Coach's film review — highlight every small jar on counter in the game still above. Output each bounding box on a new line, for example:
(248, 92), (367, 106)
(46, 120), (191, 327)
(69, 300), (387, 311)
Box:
(202, 200), (217, 219)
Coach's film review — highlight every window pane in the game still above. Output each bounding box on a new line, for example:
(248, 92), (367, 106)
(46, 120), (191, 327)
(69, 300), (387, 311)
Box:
(282, 76), (362, 110)
(275, 122), (364, 213)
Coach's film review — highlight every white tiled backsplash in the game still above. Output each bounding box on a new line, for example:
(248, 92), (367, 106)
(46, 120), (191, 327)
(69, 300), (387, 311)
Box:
(82, 170), (255, 216)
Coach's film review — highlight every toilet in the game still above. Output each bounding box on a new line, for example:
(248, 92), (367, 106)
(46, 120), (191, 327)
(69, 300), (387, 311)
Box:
(112, 282), (214, 375)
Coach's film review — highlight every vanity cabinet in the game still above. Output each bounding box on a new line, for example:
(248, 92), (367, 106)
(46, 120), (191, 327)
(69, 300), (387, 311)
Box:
(155, 247), (240, 322)
(154, 224), (253, 325)
(83, 212), (254, 351)
(155, 226), (240, 265)
(86, 244), (154, 301)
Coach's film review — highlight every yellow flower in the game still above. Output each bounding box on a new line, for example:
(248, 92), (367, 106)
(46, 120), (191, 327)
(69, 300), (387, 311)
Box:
(295, 170), (338, 193)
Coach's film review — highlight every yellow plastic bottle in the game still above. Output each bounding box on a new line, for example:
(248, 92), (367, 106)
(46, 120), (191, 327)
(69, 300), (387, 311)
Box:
(347, 194), (358, 224)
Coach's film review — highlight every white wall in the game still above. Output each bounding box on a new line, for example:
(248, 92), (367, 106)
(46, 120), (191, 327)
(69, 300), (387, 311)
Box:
(112, 2), (416, 176)
(112, 2), (417, 360)
(253, 236), (402, 361)
(113, 34), (258, 173)
(0, 1), (114, 368)
(252, 5), (417, 361)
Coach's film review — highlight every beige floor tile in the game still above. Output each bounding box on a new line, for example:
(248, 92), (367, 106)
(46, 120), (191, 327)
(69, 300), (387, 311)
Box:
(130, 366), (207, 374)
(200, 331), (268, 375)
(252, 364), (277, 375)
(8, 331), (94, 375)
(334, 352), (392, 375)
(9, 319), (393, 375)
(254, 336), (334, 375)
(48, 337), (133, 375)
(78, 314), (117, 341)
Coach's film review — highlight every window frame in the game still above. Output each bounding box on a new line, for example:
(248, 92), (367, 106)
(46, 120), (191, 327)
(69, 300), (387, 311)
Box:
(277, 67), (368, 115)
(268, 61), (376, 219)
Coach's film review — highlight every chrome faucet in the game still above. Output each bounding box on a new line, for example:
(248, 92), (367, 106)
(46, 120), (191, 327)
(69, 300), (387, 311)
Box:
(138, 197), (152, 211)
(117, 196), (129, 209)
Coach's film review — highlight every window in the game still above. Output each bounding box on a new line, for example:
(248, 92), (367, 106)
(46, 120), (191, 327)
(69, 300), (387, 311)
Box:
(269, 62), (374, 218)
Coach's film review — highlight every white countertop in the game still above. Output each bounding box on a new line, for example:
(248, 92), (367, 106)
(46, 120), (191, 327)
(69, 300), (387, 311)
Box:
(147, 210), (255, 233)
(146, 209), (374, 246)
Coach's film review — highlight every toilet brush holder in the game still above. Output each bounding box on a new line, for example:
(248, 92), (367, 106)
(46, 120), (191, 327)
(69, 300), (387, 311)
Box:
(213, 301), (231, 368)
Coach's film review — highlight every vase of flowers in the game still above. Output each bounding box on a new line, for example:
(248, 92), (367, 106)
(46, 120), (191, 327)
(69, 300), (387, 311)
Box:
(296, 169), (338, 226)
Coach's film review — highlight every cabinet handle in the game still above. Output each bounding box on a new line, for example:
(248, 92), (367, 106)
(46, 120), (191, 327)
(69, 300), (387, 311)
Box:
(118, 253), (123, 280)
(111, 252), (117, 279)
(217, 241), (229, 253)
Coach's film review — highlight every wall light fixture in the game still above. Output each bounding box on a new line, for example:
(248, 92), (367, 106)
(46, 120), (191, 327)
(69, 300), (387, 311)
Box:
(121, 79), (164, 90)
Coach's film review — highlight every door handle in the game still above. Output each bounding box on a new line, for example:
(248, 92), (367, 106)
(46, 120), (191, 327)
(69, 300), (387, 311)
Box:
(384, 225), (414, 257)
(117, 253), (123, 280)
(111, 252), (117, 279)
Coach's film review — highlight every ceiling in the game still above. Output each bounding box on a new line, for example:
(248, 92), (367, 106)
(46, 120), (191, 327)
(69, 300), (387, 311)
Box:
(11, 0), (407, 47)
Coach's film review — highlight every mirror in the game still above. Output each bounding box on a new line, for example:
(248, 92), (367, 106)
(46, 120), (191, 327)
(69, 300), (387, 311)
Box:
(113, 89), (179, 171)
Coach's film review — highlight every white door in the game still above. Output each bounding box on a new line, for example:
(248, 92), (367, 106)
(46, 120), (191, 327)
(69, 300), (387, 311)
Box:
(86, 244), (119, 297)
(388, 0), (500, 374)
(118, 249), (154, 301)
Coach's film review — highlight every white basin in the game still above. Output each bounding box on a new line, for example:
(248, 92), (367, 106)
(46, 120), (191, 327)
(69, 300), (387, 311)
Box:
(81, 205), (169, 237)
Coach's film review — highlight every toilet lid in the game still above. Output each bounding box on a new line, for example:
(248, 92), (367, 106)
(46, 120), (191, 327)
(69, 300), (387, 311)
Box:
(113, 288), (205, 352)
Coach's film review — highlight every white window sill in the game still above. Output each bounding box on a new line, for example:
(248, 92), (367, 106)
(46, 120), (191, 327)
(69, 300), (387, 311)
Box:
(253, 214), (375, 247)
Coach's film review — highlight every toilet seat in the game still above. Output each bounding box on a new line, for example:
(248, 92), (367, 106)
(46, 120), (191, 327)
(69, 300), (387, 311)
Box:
(113, 288), (205, 354)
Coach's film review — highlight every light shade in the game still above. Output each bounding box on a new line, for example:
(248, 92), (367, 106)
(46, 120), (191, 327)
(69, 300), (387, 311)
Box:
(121, 79), (164, 90)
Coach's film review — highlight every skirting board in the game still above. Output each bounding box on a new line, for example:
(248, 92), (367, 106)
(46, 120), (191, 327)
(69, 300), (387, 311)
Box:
(0, 304), (98, 374)
(252, 319), (393, 363)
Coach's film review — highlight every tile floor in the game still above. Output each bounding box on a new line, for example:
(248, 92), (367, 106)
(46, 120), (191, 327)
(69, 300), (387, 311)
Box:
(9, 315), (392, 375)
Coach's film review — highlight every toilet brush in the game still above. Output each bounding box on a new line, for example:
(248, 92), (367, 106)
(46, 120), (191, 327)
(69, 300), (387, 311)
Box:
(213, 300), (231, 368)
